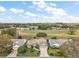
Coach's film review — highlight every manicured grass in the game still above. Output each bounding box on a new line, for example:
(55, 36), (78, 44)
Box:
(17, 29), (79, 39)
(19, 30), (68, 35)
(17, 46), (40, 57)
(17, 30), (69, 39)
(47, 48), (64, 57)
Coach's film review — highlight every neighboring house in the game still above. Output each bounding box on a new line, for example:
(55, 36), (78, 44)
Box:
(51, 27), (70, 30)
(16, 26), (38, 30)
(48, 39), (67, 48)
(29, 26), (38, 30)
(16, 27), (30, 30)
(51, 27), (61, 30)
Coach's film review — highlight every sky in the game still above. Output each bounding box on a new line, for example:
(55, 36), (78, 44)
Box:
(0, 1), (79, 23)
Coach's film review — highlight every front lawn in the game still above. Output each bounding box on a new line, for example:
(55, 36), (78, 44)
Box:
(17, 45), (40, 57)
(47, 47), (64, 57)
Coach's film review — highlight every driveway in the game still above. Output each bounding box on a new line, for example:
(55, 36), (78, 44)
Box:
(39, 38), (49, 57)
(39, 44), (49, 57)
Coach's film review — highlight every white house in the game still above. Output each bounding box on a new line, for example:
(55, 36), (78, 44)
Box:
(29, 26), (38, 30)
(16, 27), (30, 30)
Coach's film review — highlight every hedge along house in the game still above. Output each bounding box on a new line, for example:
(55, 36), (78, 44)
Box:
(48, 39), (68, 48)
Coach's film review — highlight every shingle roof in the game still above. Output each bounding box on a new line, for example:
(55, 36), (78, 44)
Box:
(11, 39), (26, 46)
(49, 39), (67, 47)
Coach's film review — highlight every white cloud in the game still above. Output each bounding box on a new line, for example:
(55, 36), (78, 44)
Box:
(0, 6), (6, 12)
(10, 8), (24, 14)
(25, 12), (36, 17)
(33, 1), (67, 17)
(0, 2), (79, 23)
(45, 6), (68, 16)
(33, 1), (47, 8)
(50, 3), (56, 7)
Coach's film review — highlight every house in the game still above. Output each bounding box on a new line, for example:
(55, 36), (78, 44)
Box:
(51, 27), (61, 30)
(51, 26), (70, 30)
(11, 39), (26, 49)
(26, 39), (38, 48)
(16, 27), (30, 30)
(48, 39), (67, 48)
(29, 26), (38, 30)
(26, 38), (46, 48)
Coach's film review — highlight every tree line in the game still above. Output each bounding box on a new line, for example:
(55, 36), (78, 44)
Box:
(0, 23), (79, 30)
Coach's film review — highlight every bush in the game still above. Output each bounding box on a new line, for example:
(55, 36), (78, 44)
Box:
(51, 36), (57, 39)
(36, 32), (47, 37)
(18, 45), (27, 53)
(68, 29), (75, 35)
(50, 53), (54, 56)
(18, 35), (22, 39)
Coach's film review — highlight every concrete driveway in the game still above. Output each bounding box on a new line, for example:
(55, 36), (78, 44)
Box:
(39, 45), (49, 57)
(39, 38), (49, 57)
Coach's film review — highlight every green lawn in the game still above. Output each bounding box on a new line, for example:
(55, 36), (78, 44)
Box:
(19, 30), (68, 34)
(17, 29), (79, 39)
(47, 48), (64, 57)
(17, 30), (69, 39)
(17, 45), (40, 57)
(17, 48), (40, 57)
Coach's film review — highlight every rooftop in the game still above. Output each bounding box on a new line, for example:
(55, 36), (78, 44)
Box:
(48, 39), (67, 48)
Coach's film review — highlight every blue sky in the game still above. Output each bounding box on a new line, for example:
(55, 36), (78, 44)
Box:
(0, 1), (79, 23)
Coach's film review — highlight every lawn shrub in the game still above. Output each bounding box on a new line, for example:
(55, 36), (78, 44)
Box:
(36, 32), (47, 37)
(18, 45), (27, 53)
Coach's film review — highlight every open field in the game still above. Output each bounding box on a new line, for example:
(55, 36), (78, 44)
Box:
(17, 29), (79, 39)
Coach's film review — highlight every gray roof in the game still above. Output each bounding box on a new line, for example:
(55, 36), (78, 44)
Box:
(49, 39), (67, 47)
(11, 39), (26, 46)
